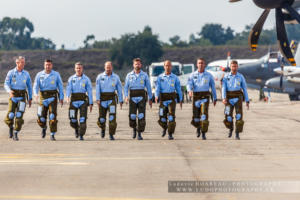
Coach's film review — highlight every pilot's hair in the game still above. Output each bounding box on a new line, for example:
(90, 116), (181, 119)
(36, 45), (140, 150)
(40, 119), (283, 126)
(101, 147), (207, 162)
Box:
(230, 60), (238, 65)
(44, 59), (53, 63)
(164, 60), (172, 65)
(16, 56), (25, 62)
(197, 58), (206, 63)
(75, 62), (83, 66)
(133, 58), (142, 63)
(104, 61), (112, 66)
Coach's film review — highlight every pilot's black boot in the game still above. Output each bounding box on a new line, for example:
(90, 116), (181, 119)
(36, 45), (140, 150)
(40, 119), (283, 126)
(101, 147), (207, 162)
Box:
(9, 126), (13, 139)
(162, 129), (167, 137)
(109, 134), (115, 141)
(101, 129), (105, 138)
(168, 133), (174, 140)
(228, 129), (233, 138)
(79, 135), (84, 141)
(42, 128), (46, 138)
(132, 128), (137, 139)
(50, 135), (56, 141)
(137, 132), (143, 140)
(235, 131), (240, 140)
(75, 129), (79, 138)
(13, 131), (19, 141)
(197, 128), (201, 138)
(202, 132), (207, 140)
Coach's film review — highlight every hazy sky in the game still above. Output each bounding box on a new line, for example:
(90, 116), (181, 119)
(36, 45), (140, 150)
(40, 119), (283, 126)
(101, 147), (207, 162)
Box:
(0, 0), (277, 49)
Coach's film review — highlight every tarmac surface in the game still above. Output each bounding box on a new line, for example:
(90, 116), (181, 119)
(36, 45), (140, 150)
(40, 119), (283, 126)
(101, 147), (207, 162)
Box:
(0, 89), (300, 200)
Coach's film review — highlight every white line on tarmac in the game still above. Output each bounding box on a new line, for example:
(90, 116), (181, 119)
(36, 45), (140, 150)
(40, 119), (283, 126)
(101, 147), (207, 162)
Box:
(0, 154), (299, 166)
(0, 196), (164, 200)
(0, 160), (89, 165)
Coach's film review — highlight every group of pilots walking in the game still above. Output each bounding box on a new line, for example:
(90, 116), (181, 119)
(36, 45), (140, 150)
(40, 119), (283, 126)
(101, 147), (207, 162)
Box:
(3, 56), (249, 141)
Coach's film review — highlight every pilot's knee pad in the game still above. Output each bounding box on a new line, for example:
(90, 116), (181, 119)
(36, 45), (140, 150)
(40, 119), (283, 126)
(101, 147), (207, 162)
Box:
(158, 117), (167, 129)
(138, 114), (146, 132)
(49, 113), (56, 121)
(109, 116), (117, 135)
(109, 115), (115, 122)
(129, 114), (137, 128)
(70, 119), (78, 129)
(223, 117), (233, 129)
(4, 112), (14, 126)
(191, 117), (201, 128)
(130, 114), (136, 121)
(109, 115), (117, 129)
(138, 113), (145, 126)
(168, 115), (174, 122)
(8, 112), (15, 119)
(15, 112), (22, 119)
(79, 117), (86, 131)
(37, 117), (46, 127)
(49, 113), (57, 130)
(138, 113), (144, 120)
(97, 117), (106, 128)
(79, 117), (86, 124)
(49, 113), (57, 125)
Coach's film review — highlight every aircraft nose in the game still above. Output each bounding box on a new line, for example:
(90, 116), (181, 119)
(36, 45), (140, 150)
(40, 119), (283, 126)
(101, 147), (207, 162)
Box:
(265, 79), (271, 87)
(265, 78), (280, 90)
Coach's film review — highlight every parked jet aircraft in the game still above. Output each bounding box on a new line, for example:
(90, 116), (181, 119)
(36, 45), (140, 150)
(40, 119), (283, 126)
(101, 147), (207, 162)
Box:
(206, 57), (258, 90)
(265, 45), (300, 100)
(207, 51), (286, 99)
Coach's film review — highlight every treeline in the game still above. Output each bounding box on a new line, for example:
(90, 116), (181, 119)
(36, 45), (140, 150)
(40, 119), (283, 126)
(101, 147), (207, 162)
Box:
(0, 17), (55, 50)
(1, 16), (300, 69)
(81, 23), (300, 68)
(83, 23), (300, 49)
(82, 26), (163, 69)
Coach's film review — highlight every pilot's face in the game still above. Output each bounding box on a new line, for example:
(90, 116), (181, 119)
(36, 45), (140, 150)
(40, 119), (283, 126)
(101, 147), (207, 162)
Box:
(75, 65), (83, 76)
(44, 62), (53, 73)
(133, 61), (142, 71)
(16, 58), (25, 70)
(164, 61), (172, 74)
(105, 62), (113, 74)
(197, 59), (206, 72)
(230, 63), (239, 73)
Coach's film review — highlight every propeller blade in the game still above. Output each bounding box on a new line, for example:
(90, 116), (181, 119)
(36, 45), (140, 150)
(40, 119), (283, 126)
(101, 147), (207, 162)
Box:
(248, 9), (270, 52)
(280, 65), (284, 89)
(283, 3), (300, 24)
(276, 8), (297, 66)
(229, 0), (242, 2)
(280, 75), (283, 88)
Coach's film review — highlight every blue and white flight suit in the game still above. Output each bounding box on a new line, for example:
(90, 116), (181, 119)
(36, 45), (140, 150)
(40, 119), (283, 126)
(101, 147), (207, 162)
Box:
(66, 74), (93, 137)
(33, 70), (64, 135)
(96, 72), (123, 135)
(155, 73), (182, 135)
(187, 71), (217, 133)
(4, 67), (32, 132)
(124, 70), (152, 133)
(222, 72), (249, 133)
